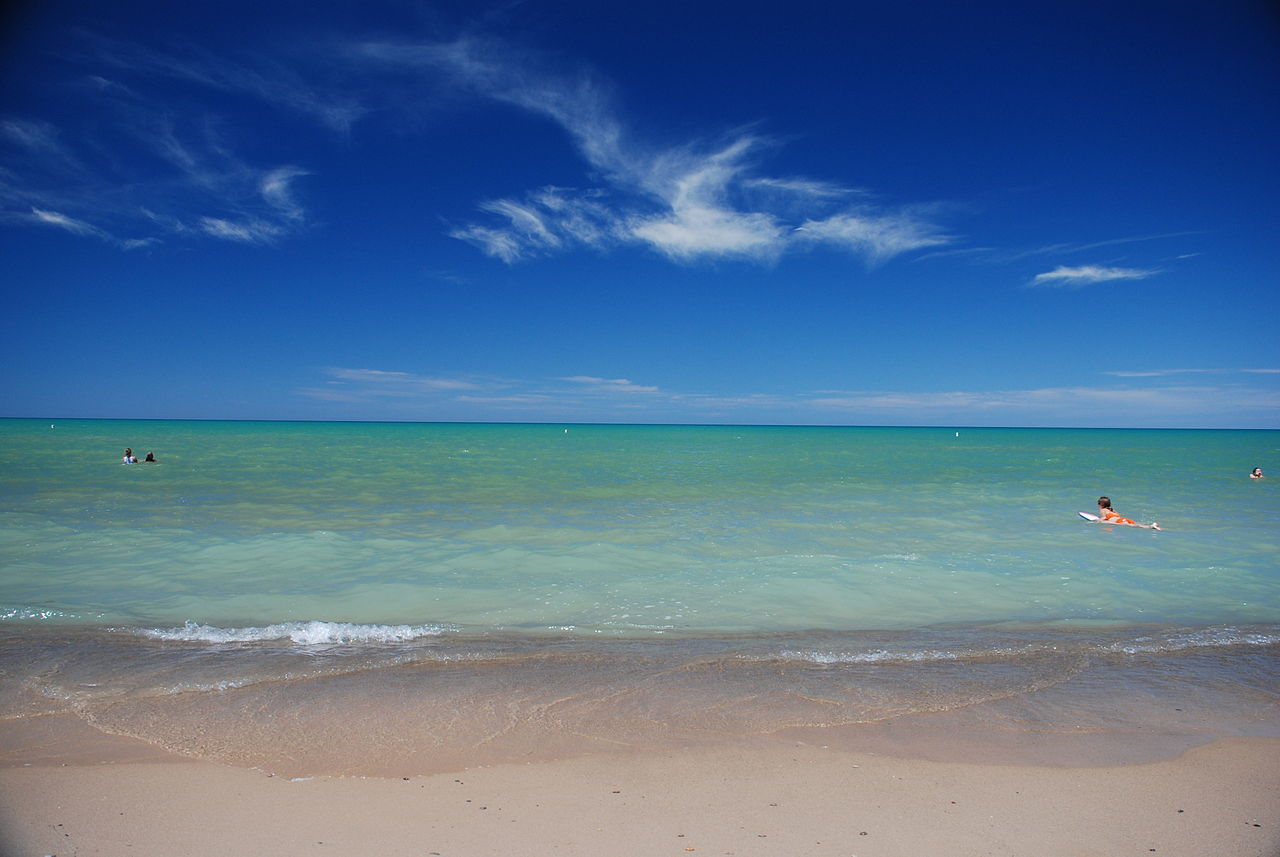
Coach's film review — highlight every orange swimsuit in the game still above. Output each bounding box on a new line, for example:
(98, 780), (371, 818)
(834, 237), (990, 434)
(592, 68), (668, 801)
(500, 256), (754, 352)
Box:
(1101, 509), (1134, 524)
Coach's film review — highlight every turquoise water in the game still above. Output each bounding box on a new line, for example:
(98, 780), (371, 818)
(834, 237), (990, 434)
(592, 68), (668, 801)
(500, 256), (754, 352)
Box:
(1, 419), (1277, 774)
(4, 420), (1277, 631)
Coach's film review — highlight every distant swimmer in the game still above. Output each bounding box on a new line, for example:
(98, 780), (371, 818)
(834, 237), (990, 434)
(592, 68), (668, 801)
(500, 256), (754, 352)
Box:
(1096, 496), (1160, 530)
(122, 447), (138, 464)
(144, 451), (157, 463)
(1250, 467), (1264, 479)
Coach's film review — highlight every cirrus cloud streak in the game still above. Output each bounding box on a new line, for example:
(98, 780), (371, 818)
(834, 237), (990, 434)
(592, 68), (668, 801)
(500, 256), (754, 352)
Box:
(357, 36), (952, 267)
(1030, 264), (1160, 287)
(298, 367), (1280, 428)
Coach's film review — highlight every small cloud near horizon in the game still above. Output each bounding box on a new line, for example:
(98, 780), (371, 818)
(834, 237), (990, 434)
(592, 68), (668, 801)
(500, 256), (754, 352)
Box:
(296, 367), (1280, 427)
(1103, 368), (1280, 377)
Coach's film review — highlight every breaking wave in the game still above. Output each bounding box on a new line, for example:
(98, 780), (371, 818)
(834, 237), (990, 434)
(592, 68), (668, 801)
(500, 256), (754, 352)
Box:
(139, 620), (454, 645)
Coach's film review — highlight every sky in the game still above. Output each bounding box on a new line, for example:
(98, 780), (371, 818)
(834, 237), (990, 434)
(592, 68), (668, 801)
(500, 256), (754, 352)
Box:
(2, 0), (1278, 428)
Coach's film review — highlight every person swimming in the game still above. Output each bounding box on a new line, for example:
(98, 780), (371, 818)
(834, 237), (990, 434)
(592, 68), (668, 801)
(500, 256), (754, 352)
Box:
(1097, 496), (1160, 530)
(144, 451), (157, 462)
(122, 448), (138, 464)
(1250, 467), (1264, 479)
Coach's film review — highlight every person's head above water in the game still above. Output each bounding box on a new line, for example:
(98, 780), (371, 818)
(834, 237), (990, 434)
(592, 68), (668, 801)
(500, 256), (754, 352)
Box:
(1097, 496), (1113, 509)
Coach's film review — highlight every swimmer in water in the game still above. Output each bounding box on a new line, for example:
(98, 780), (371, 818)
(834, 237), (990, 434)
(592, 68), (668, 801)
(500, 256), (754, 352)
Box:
(1250, 467), (1264, 479)
(122, 448), (138, 464)
(1097, 496), (1160, 530)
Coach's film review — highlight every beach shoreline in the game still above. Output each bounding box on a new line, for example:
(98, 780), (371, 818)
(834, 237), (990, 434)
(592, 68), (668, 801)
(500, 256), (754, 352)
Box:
(1, 722), (1275, 857)
(2, 423), (1276, 854)
(1, 693), (1269, 775)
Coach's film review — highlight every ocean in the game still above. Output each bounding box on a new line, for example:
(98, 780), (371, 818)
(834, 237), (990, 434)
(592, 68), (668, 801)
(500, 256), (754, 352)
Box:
(1, 419), (1277, 775)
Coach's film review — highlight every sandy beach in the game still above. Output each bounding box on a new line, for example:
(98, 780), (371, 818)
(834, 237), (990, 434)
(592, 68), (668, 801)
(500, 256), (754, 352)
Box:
(1, 719), (1276, 857)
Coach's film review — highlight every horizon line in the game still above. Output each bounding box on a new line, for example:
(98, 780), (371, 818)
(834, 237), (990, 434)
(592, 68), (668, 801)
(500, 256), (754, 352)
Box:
(5, 416), (1274, 431)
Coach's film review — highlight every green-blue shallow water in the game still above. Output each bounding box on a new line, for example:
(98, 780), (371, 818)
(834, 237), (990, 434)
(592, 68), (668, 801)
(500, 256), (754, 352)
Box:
(2, 420), (1276, 632)
(1, 419), (1276, 773)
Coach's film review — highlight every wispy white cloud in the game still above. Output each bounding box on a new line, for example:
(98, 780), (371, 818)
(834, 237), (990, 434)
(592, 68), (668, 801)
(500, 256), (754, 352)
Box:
(2, 103), (314, 247)
(450, 188), (621, 262)
(0, 26), (343, 252)
(7, 27), (953, 265)
(352, 36), (627, 172)
(1, 119), (83, 173)
(325, 368), (481, 393)
(948, 232), (1200, 285)
(561, 376), (660, 394)
(170, 164), (312, 244)
(805, 383), (1280, 425)
(29, 207), (112, 240)
(743, 177), (864, 198)
(260, 166), (310, 222)
(121, 237), (160, 250)
(1103, 368), (1217, 378)
(299, 367), (665, 413)
(198, 216), (282, 243)
(453, 394), (560, 408)
(796, 211), (952, 266)
(360, 36), (950, 267)
(624, 135), (787, 262)
(86, 34), (366, 133)
(23, 206), (152, 250)
(1030, 264), (1160, 287)
(1001, 231), (1205, 263)
(3, 23), (1199, 284)
(299, 370), (483, 406)
(298, 368), (1280, 427)
(629, 204), (785, 263)
(807, 387), (1144, 411)
(447, 225), (526, 264)
(1103, 367), (1280, 377)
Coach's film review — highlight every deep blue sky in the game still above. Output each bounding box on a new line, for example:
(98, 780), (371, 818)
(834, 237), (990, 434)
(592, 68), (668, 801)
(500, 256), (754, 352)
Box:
(3, 0), (1277, 427)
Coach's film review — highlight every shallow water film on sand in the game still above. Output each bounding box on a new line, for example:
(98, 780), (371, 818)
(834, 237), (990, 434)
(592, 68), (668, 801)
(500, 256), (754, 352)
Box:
(1, 420), (1277, 773)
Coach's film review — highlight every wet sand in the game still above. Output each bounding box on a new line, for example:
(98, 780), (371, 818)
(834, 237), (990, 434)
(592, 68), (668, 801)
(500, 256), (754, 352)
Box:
(0, 717), (1276, 857)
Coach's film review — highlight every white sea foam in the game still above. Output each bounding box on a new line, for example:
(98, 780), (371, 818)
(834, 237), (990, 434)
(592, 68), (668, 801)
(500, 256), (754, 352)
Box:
(770, 648), (962, 664)
(772, 628), (1280, 665)
(141, 620), (453, 645)
(0, 606), (93, 622)
(1106, 627), (1280, 655)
